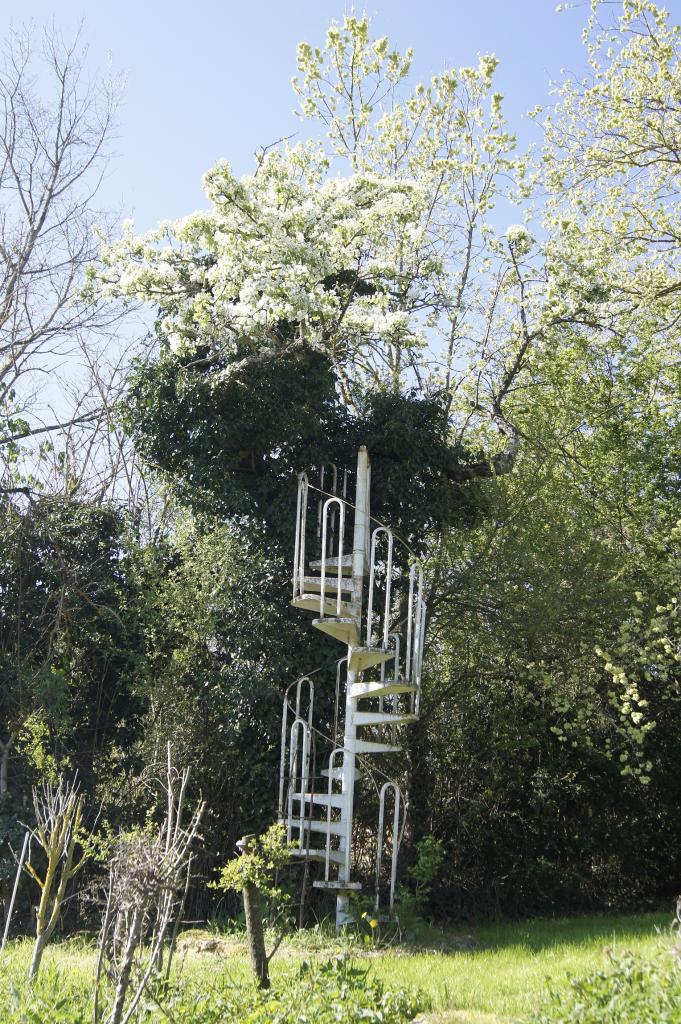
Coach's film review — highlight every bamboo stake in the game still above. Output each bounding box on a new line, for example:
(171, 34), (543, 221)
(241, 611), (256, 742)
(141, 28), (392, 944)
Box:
(1, 831), (29, 954)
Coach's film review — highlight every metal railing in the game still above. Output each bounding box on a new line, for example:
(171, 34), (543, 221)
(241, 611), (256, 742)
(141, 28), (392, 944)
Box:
(319, 496), (346, 619)
(375, 782), (402, 914)
(292, 472), (309, 602)
(325, 747), (345, 881)
(366, 526), (394, 649)
(278, 676), (314, 834)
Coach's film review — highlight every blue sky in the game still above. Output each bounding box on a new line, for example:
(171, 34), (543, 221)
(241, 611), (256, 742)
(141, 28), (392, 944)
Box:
(2, 1), (592, 233)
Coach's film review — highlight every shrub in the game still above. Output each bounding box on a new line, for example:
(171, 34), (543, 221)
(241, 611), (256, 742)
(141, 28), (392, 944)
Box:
(167, 957), (422, 1024)
(534, 949), (681, 1023)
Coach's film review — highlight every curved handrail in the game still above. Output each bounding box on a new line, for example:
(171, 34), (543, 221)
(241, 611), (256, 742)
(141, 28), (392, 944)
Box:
(366, 527), (394, 649)
(318, 464), (338, 541)
(278, 676), (314, 819)
(325, 748), (344, 881)
(293, 472), (309, 601)
(320, 496), (346, 618)
(405, 562), (424, 684)
(375, 782), (402, 915)
(287, 717), (311, 849)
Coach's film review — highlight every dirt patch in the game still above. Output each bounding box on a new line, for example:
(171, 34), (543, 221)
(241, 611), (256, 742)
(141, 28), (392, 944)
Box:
(176, 933), (244, 957)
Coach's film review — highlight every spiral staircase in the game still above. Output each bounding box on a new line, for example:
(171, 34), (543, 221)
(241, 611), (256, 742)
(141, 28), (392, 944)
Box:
(277, 447), (426, 928)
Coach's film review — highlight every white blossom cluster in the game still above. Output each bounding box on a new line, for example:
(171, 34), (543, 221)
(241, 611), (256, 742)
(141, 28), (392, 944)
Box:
(94, 145), (430, 363)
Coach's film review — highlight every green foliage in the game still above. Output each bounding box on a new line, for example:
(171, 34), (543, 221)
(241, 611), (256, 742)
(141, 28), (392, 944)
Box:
(408, 835), (444, 892)
(394, 835), (444, 929)
(1, 963), (89, 1024)
(0, 952), (420, 1024)
(350, 389), (484, 545)
(166, 958), (422, 1024)
(534, 950), (681, 1024)
(0, 497), (146, 904)
(124, 344), (483, 547)
(214, 824), (292, 899)
(123, 349), (346, 538)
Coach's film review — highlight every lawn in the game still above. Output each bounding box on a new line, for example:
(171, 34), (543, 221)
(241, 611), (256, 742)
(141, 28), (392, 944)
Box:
(0, 910), (673, 1023)
(370, 911), (672, 1022)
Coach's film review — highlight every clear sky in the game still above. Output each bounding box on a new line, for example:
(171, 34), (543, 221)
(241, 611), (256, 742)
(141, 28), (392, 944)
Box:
(2, 0), (594, 233)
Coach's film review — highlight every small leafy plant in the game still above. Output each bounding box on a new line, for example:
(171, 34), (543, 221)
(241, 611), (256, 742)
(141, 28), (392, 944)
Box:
(213, 823), (292, 988)
(166, 956), (423, 1024)
(394, 834), (444, 934)
(533, 949), (681, 1023)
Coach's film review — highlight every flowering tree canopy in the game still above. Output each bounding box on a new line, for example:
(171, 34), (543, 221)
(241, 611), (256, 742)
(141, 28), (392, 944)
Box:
(91, 15), (523, 448)
(91, 1), (680, 495)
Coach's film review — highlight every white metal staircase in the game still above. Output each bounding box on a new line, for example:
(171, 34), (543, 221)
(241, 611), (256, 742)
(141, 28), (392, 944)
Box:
(278, 446), (426, 928)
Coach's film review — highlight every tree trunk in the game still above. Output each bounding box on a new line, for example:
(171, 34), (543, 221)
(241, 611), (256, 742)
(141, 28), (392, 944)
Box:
(29, 930), (48, 982)
(110, 907), (143, 1024)
(242, 882), (269, 989)
(0, 733), (14, 797)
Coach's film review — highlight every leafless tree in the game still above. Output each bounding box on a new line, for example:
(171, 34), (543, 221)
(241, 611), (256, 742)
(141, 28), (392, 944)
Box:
(0, 23), (128, 475)
(95, 746), (204, 1024)
(23, 775), (93, 980)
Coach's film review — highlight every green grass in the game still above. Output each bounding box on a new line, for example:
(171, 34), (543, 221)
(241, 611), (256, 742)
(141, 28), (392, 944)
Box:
(0, 910), (673, 1023)
(369, 912), (672, 1022)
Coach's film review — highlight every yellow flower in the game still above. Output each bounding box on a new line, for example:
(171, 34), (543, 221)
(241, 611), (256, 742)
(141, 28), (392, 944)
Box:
(369, 918), (378, 929)
(361, 911), (368, 919)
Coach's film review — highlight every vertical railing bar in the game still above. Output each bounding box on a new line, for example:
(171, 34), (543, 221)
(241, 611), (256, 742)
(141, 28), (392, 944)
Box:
(321, 497), (345, 619)
(333, 659), (345, 747)
(278, 688), (290, 821)
(411, 568), (424, 684)
(382, 531), (393, 650)
(293, 473), (307, 599)
(282, 680), (314, 833)
(389, 787), (401, 913)
(328, 464), (338, 552)
(392, 634), (401, 714)
(287, 718), (302, 843)
(336, 500), (345, 616)
(320, 501), (329, 619)
(366, 528), (378, 647)
(298, 722), (310, 850)
(375, 783), (388, 912)
(326, 748), (343, 881)
(412, 607), (419, 716)
(318, 466), (324, 541)
(299, 475), (309, 595)
(405, 564), (416, 682)
(415, 598), (426, 716)
(375, 783), (402, 915)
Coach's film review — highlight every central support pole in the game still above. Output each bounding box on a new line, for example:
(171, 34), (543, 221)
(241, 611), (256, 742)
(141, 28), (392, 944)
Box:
(336, 445), (370, 930)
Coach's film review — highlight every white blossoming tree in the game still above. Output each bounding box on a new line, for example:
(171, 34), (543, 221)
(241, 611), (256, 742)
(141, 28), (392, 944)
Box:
(92, 15), (535, 471)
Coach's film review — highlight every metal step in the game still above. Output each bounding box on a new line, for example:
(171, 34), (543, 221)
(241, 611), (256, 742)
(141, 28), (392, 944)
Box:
(291, 847), (345, 865)
(351, 679), (417, 699)
(353, 711), (417, 727)
(355, 739), (402, 754)
(292, 594), (354, 617)
(348, 646), (393, 672)
(300, 575), (357, 595)
(309, 555), (358, 576)
(313, 617), (359, 646)
(313, 880), (362, 892)
(304, 818), (347, 836)
(294, 791), (345, 809)
(321, 766), (362, 781)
